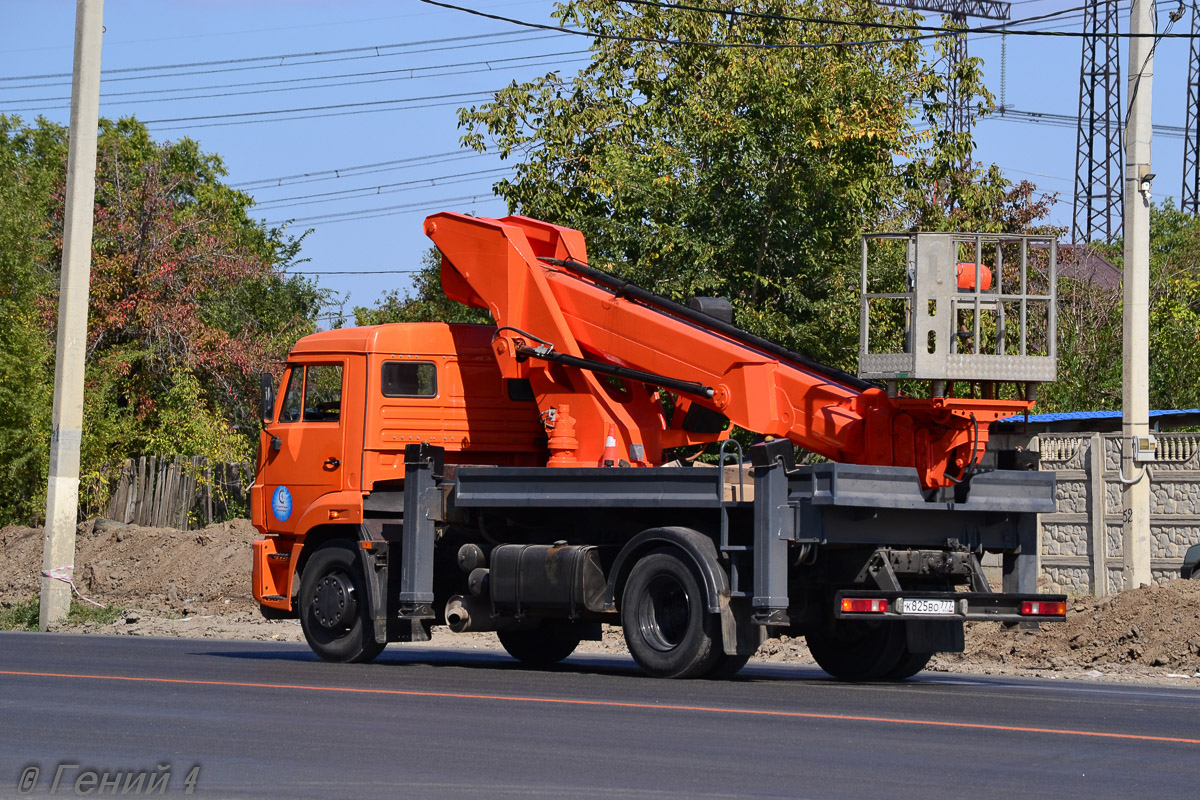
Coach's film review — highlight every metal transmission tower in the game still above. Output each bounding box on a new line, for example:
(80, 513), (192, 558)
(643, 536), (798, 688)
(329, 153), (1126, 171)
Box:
(880, 1), (1012, 136)
(1073, 0), (1123, 243)
(1183, 7), (1200, 215)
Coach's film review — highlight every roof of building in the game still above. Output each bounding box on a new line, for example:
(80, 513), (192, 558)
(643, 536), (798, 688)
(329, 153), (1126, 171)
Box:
(1056, 244), (1122, 290)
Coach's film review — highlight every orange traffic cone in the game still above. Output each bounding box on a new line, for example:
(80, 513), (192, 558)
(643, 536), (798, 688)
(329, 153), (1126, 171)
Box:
(601, 423), (619, 467)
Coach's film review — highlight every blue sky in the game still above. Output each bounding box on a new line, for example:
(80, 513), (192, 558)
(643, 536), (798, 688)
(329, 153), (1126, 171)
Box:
(0, 1), (1192, 320)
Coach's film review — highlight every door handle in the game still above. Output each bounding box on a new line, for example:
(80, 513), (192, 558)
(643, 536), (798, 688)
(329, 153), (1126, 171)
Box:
(324, 457), (341, 469)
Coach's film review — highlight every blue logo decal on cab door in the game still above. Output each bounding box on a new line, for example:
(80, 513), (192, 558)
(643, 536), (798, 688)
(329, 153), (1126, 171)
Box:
(271, 486), (293, 522)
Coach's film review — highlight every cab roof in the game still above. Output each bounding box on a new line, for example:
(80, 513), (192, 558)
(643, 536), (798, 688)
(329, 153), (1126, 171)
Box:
(288, 322), (496, 357)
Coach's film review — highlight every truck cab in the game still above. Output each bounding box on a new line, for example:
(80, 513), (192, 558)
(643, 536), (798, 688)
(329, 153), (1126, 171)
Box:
(251, 322), (544, 612)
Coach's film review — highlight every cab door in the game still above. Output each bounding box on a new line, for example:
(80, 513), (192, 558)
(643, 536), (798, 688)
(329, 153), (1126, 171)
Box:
(262, 361), (346, 534)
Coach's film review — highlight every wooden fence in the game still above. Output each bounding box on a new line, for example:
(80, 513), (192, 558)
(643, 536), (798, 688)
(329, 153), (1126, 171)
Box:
(103, 456), (252, 530)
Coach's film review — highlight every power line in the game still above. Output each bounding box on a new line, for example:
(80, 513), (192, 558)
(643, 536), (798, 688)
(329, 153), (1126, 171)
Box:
(418, 0), (947, 49)
(623, 0), (1061, 34)
(292, 269), (423, 275)
(423, 0), (1198, 43)
(0, 51), (588, 111)
(972, 0), (1180, 41)
(145, 96), (494, 131)
(265, 192), (505, 227)
(233, 150), (480, 189)
(0, 30), (558, 83)
(624, 0), (1197, 37)
(140, 89), (497, 125)
(0, 32), (567, 92)
(991, 106), (1188, 137)
(253, 168), (510, 210)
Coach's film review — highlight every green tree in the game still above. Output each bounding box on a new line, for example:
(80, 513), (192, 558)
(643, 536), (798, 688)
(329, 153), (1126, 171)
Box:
(0, 117), (65, 523)
(353, 248), (490, 326)
(0, 115), (324, 524)
(1040, 203), (1200, 413)
(451, 0), (1054, 370)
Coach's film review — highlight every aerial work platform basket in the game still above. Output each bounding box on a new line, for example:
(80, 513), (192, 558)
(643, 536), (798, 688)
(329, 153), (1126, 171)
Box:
(859, 232), (1057, 396)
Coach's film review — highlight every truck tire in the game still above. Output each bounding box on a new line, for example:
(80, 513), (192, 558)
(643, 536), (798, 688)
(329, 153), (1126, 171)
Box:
(805, 620), (906, 682)
(882, 649), (933, 681)
(497, 620), (582, 666)
(704, 652), (752, 680)
(621, 550), (722, 679)
(298, 543), (385, 664)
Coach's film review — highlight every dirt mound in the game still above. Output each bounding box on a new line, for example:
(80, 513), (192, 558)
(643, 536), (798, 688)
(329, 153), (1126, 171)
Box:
(0, 518), (260, 618)
(943, 579), (1200, 674)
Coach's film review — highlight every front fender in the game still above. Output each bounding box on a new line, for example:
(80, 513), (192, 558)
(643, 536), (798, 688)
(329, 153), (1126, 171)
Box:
(291, 490), (364, 536)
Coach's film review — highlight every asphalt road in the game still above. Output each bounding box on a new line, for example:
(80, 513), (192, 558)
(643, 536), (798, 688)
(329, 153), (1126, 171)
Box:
(0, 633), (1197, 800)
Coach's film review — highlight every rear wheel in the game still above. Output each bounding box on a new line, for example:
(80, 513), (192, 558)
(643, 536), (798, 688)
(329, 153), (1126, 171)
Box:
(298, 542), (385, 664)
(621, 550), (722, 679)
(497, 620), (583, 666)
(805, 620), (906, 682)
(882, 648), (933, 681)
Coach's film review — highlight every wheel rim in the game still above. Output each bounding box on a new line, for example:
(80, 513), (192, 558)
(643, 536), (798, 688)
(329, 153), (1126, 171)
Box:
(638, 574), (692, 652)
(311, 570), (358, 631)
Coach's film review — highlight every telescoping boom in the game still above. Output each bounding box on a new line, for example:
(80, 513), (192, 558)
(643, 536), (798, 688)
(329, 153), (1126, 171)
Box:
(424, 212), (1040, 490)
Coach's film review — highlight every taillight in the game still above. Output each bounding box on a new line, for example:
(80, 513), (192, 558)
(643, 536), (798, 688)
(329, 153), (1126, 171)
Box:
(841, 597), (889, 614)
(1020, 600), (1066, 617)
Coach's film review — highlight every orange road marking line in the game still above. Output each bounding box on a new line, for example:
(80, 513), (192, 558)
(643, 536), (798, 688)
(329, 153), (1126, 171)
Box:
(3, 669), (1198, 746)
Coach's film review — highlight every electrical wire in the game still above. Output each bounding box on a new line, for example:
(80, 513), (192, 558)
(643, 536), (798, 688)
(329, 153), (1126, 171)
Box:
(233, 151), (482, 189)
(418, 0), (949, 49)
(621, 0), (1080, 35)
(0, 29), (561, 84)
(422, 0), (1199, 42)
(145, 96), (494, 131)
(0, 51), (588, 111)
(263, 192), (504, 227)
(140, 90), (497, 126)
(985, 106), (1188, 138)
(291, 269), (423, 275)
(0, 32), (569, 94)
(253, 168), (510, 210)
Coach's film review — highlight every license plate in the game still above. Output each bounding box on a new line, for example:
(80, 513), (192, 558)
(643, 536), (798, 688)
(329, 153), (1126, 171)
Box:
(901, 598), (955, 615)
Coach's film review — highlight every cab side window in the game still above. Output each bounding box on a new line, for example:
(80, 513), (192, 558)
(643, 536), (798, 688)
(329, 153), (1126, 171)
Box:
(303, 365), (343, 422)
(381, 361), (436, 398)
(279, 367), (303, 423)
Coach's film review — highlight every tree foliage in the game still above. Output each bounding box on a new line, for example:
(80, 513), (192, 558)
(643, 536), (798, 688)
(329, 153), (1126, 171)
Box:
(0, 115), (323, 524)
(353, 249), (489, 326)
(457, 0), (939, 366)
(379, 0), (1051, 371)
(1040, 203), (1200, 413)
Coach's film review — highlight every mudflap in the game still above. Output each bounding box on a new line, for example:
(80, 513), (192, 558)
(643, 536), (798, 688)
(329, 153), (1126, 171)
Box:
(359, 541), (432, 645)
(906, 619), (965, 654)
(720, 595), (765, 656)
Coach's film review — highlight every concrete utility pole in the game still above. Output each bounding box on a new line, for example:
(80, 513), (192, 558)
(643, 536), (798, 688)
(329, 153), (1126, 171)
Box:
(1120, 0), (1154, 590)
(39, 0), (104, 630)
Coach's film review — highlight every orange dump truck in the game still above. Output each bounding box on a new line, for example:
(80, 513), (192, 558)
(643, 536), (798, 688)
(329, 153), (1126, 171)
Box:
(251, 213), (1065, 679)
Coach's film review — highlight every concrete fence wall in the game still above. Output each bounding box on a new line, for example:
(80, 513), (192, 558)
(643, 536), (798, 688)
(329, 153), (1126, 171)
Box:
(1032, 432), (1200, 596)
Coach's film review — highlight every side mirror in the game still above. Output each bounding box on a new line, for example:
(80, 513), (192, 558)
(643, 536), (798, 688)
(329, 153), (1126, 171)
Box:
(260, 373), (275, 425)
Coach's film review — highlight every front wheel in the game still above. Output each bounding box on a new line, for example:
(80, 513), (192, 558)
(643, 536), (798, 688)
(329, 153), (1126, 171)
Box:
(298, 542), (385, 664)
(621, 550), (722, 679)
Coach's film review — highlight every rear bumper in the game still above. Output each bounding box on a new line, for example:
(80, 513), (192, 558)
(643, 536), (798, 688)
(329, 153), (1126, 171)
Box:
(835, 589), (1068, 624)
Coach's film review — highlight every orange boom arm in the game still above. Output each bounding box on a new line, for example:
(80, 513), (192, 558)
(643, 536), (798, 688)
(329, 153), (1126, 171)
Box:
(424, 213), (1033, 489)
